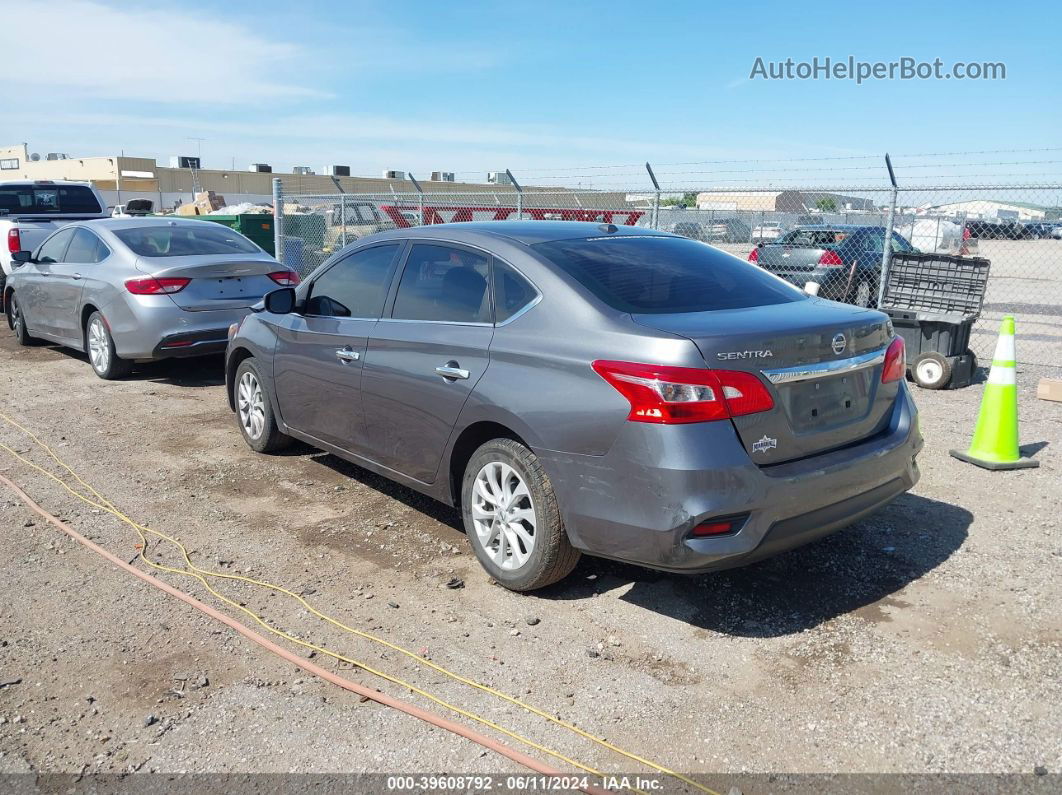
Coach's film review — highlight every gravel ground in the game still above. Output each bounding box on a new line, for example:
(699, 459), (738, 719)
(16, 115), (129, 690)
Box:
(0, 332), (1058, 790)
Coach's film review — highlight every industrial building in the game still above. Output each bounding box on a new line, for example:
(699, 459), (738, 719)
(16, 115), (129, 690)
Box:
(0, 143), (541, 210)
(917, 199), (1051, 221)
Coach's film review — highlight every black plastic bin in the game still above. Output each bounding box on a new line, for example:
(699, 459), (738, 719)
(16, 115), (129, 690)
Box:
(879, 253), (990, 390)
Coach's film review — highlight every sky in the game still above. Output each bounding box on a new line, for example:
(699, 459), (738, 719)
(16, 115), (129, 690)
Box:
(3, 0), (1060, 189)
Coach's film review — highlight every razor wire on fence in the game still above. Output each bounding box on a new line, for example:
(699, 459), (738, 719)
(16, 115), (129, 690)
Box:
(272, 177), (1062, 370)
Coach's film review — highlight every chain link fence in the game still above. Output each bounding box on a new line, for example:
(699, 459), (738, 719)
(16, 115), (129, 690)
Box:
(272, 180), (1062, 370)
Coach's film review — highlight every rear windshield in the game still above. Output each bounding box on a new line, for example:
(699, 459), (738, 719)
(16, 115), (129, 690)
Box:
(533, 235), (805, 314)
(0, 185), (102, 215)
(776, 228), (850, 247)
(114, 224), (261, 257)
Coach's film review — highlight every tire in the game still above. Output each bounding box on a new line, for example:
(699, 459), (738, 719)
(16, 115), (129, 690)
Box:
(9, 293), (40, 346)
(853, 280), (874, 308)
(85, 312), (132, 379)
(461, 438), (580, 592)
(234, 358), (292, 453)
(912, 352), (952, 390)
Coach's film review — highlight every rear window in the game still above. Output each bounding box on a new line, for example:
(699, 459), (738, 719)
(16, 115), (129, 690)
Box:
(533, 235), (804, 314)
(0, 185), (102, 215)
(777, 228), (851, 247)
(114, 224), (261, 257)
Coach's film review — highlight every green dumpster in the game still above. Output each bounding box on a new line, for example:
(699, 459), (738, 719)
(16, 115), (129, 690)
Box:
(192, 214), (276, 256)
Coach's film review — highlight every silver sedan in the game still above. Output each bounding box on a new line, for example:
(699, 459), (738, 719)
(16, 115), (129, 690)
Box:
(4, 217), (297, 378)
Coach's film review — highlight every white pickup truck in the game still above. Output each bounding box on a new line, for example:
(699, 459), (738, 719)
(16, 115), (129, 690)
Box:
(1, 180), (110, 309)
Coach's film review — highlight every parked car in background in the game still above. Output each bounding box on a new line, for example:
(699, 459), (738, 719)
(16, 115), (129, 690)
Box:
(227, 221), (920, 591)
(964, 219), (1033, 240)
(703, 217), (751, 243)
(5, 217), (298, 379)
(749, 225), (917, 307)
(751, 222), (783, 242)
(1, 180), (110, 308)
(1051, 223), (1062, 240)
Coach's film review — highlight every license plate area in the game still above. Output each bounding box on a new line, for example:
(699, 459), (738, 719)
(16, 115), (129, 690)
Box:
(212, 276), (249, 296)
(783, 373), (871, 432)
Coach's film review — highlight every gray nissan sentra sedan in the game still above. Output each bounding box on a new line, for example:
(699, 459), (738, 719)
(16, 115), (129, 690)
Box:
(5, 217), (298, 379)
(226, 222), (922, 591)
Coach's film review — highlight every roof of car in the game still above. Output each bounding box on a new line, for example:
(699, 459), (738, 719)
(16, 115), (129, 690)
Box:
(369, 220), (672, 246)
(78, 216), (232, 231)
(791, 224), (880, 231)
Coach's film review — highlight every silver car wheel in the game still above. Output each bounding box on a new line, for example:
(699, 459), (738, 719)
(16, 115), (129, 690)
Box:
(237, 371), (266, 440)
(471, 461), (536, 571)
(88, 317), (110, 373)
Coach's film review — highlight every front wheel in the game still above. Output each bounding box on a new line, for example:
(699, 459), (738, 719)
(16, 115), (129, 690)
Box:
(234, 358), (292, 453)
(86, 312), (132, 379)
(461, 438), (580, 592)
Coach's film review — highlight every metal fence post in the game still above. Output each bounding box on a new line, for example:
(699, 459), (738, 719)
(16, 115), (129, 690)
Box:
(645, 162), (661, 229)
(408, 173), (425, 228)
(877, 155), (898, 308)
(506, 170), (523, 221)
(340, 195), (347, 248)
(272, 178), (284, 265)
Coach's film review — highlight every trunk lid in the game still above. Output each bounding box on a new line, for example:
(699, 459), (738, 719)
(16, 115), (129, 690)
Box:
(135, 255), (281, 311)
(756, 243), (830, 273)
(633, 299), (897, 465)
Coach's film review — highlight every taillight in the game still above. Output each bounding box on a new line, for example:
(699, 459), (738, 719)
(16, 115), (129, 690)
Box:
(125, 277), (191, 295)
(818, 250), (844, 267)
(747, 247), (759, 263)
(268, 270), (300, 286)
(7, 228), (20, 254)
(591, 360), (774, 424)
(691, 520), (735, 537)
(963, 226), (972, 240)
(881, 337), (906, 383)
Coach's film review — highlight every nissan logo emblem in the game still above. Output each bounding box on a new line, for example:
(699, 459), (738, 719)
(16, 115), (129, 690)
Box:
(831, 333), (847, 355)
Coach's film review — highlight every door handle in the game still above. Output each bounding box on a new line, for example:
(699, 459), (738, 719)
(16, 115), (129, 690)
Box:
(72, 273), (82, 280)
(435, 364), (470, 380)
(335, 348), (360, 363)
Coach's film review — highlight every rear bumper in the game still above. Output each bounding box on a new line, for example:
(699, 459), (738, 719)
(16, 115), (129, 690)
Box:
(772, 267), (862, 299)
(104, 295), (251, 360)
(151, 328), (231, 359)
(536, 383), (922, 574)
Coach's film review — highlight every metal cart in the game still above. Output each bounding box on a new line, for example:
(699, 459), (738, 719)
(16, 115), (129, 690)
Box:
(879, 253), (991, 390)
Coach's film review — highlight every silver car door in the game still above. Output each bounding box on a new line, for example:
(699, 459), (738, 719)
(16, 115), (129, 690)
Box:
(50, 227), (105, 345)
(26, 227), (77, 338)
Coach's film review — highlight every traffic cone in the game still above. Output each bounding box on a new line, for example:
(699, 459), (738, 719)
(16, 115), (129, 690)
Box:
(950, 316), (1039, 470)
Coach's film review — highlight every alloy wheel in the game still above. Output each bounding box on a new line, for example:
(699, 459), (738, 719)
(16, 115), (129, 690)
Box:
(88, 317), (110, 373)
(471, 461), (536, 570)
(237, 371), (266, 440)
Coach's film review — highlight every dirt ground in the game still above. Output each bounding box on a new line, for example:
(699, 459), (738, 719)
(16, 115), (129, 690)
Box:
(0, 330), (1059, 790)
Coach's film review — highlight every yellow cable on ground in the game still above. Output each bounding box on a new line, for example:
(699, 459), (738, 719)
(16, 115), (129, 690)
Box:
(0, 410), (719, 795)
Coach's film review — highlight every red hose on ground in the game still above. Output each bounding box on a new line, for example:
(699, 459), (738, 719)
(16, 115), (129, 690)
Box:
(1, 473), (610, 795)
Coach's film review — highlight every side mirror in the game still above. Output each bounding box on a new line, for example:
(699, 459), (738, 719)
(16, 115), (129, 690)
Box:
(263, 287), (296, 314)
(11, 250), (32, 264)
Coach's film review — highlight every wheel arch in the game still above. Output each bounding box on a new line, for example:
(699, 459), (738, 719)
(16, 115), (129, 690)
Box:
(226, 346), (255, 411)
(447, 420), (530, 508)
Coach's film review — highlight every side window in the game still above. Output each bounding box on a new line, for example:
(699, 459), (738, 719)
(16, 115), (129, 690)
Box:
(391, 244), (491, 323)
(65, 229), (108, 263)
(306, 243), (400, 318)
(36, 228), (75, 263)
(493, 260), (538, 323)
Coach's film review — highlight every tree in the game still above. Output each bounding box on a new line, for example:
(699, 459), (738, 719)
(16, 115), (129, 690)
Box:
(661, 192), (700, 208)
(815, 197), (838, 213)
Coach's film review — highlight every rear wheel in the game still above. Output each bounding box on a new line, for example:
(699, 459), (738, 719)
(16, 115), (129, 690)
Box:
(912, 351), (952, 389)
(235, 358), (291, 453)
(9, 293), (40, 346)
(853, 280), (874, 308)
(461, 438), (580, 592)
(86, 312), (132, 379)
